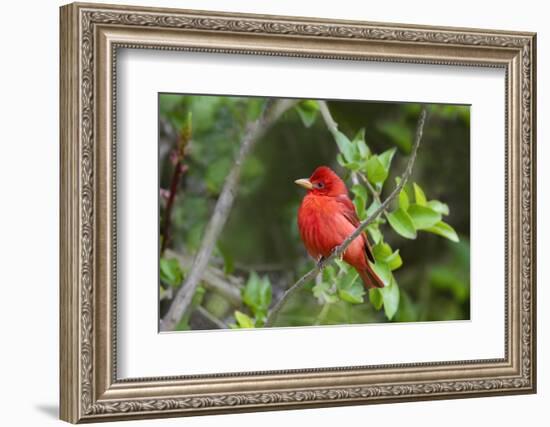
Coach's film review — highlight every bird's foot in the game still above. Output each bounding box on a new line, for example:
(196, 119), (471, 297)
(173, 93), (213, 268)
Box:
(331, 245), (344, 261)
(316, 247), (343, 269)
(316, 256), (327, 269)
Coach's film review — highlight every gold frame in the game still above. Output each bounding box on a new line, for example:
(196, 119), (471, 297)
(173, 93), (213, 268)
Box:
(60, 2), (537, 423)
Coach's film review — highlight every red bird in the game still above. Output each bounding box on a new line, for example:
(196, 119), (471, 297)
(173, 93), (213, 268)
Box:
(295, 166), (384, 289)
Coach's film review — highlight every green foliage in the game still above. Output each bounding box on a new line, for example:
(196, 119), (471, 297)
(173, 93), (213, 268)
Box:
(337, 269), (365, 304)
(378, 277), (400, 319)
(233, 310), (255, 328)
(324, 105), (462, 321)
(407, 204), (442, 229)
(312, 277), (339, 304)
(231, 272), (273, 328)
(386, 208), (417, 239)
(160, 258), (184, 287)
(425, 221), (459, 242)
(159, 94), (469, 329)
(333, 129), (355, 164)
(242, 272), (272, 320)
(216, 242), (235, 275)
(351, 185), (368, 219)
(385, 181), (458, 243)
(295, 100), (320, 128)
(373, 242), (402, 271)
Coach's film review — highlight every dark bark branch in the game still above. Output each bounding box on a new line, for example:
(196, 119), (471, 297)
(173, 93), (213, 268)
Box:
(160, 119), (190, 254)
(161, 99), (297, 331)
(265, 107), (428, 327)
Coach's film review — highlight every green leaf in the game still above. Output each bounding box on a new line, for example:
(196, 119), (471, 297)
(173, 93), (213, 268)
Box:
(334, 258), (349, 274)
(386, 208), (417, 239)
(338, 285), (365, 304)
(332, 130), (355, 163)
(379, 277), (400, 320)
(427, 200), (450, 216)
(295, 100), (319, 128)
(159, 258), (183, 287)
(385, 250), (403, 271)
(373, 242), (392, 260)
(242, 272), (272, 317)
(378, 147), (397, 172)
(217, 242), (235, 275)
(234, 311), (255, 328)
(407, 204), (442, 230)
(357, 141), (369, 159)
(346, 161), (362, 172)
(352, 128), (370, 161)
(369, 288), (383, 310)
(413, 183), (427, 206)
(398, 189), (410, 210)
(312, 281), (339, 304)
(372, 243), (402, 271)
(351, 184), (368, 219)
(371, 261), (392, 287)
(425, 221), (460, 242)
(353, 127), (366, 143)
(353, 128), (370, 159)
(322, 264), (337, 282)
(367, 223), (382, 244)
(365, 155), (387, 184)
(336, 153), (347, 168)
(337, 270), (365, 304)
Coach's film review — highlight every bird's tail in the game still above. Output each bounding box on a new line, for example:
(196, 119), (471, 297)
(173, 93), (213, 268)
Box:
(357, 264), (385, 289)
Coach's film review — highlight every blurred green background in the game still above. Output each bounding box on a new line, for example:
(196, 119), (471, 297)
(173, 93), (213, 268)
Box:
(158, 94), (470, 330)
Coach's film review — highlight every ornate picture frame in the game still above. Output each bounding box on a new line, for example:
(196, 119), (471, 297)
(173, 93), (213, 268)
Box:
(60, 2), (536, 423)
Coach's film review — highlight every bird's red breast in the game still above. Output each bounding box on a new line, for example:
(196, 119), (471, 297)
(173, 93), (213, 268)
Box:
(296, 166), (384, 289)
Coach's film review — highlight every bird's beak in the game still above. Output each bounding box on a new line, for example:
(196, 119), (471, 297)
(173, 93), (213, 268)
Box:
(295, 178), (314, 190)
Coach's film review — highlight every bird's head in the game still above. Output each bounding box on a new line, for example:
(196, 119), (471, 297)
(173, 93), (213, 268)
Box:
(295, 166), (348, 197)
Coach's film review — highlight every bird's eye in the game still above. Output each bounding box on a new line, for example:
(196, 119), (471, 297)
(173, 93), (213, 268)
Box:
(315, 182), (325, 189)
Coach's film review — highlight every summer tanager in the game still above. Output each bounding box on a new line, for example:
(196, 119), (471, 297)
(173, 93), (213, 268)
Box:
(295, 166), (384, 289)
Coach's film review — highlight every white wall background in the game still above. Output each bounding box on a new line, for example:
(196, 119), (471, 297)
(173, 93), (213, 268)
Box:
(0, 0), (545, 425)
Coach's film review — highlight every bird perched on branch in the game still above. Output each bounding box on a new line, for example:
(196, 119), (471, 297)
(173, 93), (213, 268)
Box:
(295, 166), (384, 289)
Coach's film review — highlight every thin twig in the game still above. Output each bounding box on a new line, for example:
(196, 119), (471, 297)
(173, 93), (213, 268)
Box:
(160, 123), (190, 254)
(265, 107), (428, 327)
(318, 100), (339, 134)
(194, 306), (228, 329)
(314, 302), (332, 326)
(357, 171), (393, 217)
(161, 99), (297, 331)
(357, 171), (381, 204)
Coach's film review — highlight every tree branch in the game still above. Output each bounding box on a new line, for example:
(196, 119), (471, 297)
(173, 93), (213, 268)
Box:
(318, 100), (339, 134)
(164, 249), (243, 307)
(160, 119), (190, 254)
(161, 99), (297, 331)
(265, 106), (428, 327)
(193, 306), (228, 329)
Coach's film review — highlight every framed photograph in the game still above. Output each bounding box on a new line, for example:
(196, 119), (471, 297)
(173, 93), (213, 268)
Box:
(60, 2), (537, 423)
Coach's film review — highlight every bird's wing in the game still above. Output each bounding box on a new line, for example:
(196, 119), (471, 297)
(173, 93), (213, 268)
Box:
(335, 195), (376, 263)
